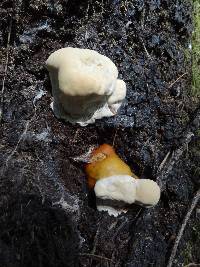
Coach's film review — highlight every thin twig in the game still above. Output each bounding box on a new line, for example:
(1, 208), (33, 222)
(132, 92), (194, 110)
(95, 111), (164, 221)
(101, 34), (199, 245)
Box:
(79, 253), (115, 263)
(168, 72), (187, 88)
(184, 263), (200, 267)
(85, 0), (92, 21)
(156, 132), (194, 191)
(142, 42), (151, 58)
(90, 224), (101, 267)
(112, 127), (118, 147)
(158, 151), (171, 172)
(141, 8), (146, 29)
(167, 189), (200, 267)
(0, 17), (12, 121)
(112, 217), (128, 240)
(91, 224), (101, 254)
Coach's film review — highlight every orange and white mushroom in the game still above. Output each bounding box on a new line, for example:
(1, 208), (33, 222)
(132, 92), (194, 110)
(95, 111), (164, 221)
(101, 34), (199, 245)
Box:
(85, 144), (160, 216)
(85, 144), (138, 188)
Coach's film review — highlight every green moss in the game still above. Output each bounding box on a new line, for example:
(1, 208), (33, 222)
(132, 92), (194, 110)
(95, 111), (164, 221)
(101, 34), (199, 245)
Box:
(178, 112), (190, 125)
(182, 223), (200, 265)
(192, 0), (200, 96)
(188, 129), (200, 183)
(183, 242), (193, 265)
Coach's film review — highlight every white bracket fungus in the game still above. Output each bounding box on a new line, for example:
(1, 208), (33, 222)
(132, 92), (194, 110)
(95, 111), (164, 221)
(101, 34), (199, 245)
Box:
(94, 175), (160, 216)
(134, 179), (161, 207)
(46, 47), (126, 126)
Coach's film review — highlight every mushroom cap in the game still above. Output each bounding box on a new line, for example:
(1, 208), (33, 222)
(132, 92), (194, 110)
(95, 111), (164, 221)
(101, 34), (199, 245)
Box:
(135, 179), (160, 207)
(86, 155), (133, 180)
(46, 47), (118, 96)
(108, 79), (127, 105)
(94, 175), (137, 204)
(85, 144), (133, 188)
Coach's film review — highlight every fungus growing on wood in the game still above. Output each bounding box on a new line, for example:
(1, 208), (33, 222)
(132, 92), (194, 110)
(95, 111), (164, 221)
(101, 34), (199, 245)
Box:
(134, 179), (160, 207)
(85, 144), (136, 189)
(46, 47), (126, 126)
(94, 176), (160, 216)
(95, 175), (137, 204)
(85, 144), (161, 216)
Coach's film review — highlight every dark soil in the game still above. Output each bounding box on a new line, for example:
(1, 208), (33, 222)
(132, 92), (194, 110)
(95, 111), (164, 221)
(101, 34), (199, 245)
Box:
(0, 0), (200, 266)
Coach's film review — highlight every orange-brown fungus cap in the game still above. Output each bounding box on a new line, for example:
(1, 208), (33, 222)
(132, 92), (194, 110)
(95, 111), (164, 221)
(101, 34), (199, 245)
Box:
(85, 144), (134, 189)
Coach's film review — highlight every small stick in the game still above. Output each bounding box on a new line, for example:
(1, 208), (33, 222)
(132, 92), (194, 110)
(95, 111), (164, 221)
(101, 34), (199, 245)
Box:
(0, 17), (12, 121)
(167, 189), (200, 267)
(91, 225), (101, 254)
(79, 253), (115, 263)
(168, 72), (187, 88)
(157, 132), (194, 191)
(90, 224), (101, 266)
(158, 151), (171, 172)
(142, 42), (151, 58)
(184, 263), (200, 267)
(112, 127), (119, 147)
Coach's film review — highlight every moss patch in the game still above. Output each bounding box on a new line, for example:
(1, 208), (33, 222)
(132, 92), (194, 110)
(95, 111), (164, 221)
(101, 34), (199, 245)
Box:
(182, 242), (193, 266)
(182, 222), (200, 265)
(192, 0), (200, 96)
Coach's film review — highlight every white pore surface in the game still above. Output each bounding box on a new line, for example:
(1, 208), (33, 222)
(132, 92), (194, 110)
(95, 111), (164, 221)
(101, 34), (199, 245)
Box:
(46, 47), (126, 126)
